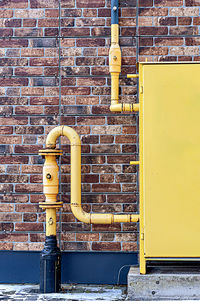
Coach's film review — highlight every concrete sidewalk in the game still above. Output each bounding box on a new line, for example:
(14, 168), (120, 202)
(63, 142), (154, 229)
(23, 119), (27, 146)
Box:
(0, 284), (127, 300)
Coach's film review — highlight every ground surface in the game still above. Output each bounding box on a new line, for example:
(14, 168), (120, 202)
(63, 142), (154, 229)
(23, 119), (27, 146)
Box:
(0, 284), (127, 301)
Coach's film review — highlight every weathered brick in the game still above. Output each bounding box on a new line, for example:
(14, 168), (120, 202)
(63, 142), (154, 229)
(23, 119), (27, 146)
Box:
(100, 233), (114, 241)
(15, 28), (43, 37)
(77, 38), (105, 47)
(62, 242), (90, 251)
(15, 222), (43, 231)
(0, 243), (13, 250)
(169, 7), (199, 16)
(0, 213), (21, 222)
(0, 223), (14, 232)
(0, 78), (27, 86)
(170, 26), (198, 35)
(0, 175), (28, 183)
(92, 184), (121, 193)
(0, 10), (13, 18)
(155, 0), (182, 6)
(77, 0), (105, 8)
(15, 184), (42, 193)
(21, 87), (44, 96)
(185, 0), (200, 5)
(122, 242), (137, 251)
(92, 242), (121, 251)
(23, 19), (37, 27)
(0, 58), (28, 66)
(0, 233), (28, 242)
(178, 17), (192, 25)
(0, 0), (28, 8)
(30, 0), (58, 8)
(23, 213), (37, 222)
(139, 26), (168, 35)
(169, 46), (199, 56)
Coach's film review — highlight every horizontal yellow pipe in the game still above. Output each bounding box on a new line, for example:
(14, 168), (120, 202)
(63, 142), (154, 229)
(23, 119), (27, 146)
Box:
(110, 103), (140, 112)
(130, 161), (140, 165)
(127, 74), (139, 78)
(46, 126), (139, 224)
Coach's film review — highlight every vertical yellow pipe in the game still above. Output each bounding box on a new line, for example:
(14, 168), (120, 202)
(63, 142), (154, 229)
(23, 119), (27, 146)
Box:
(109, 24), (121, 106)
(46, 208), (57, 236)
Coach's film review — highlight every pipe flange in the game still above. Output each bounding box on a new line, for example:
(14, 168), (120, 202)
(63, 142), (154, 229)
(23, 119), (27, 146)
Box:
(39, 201), (63, 209)
(39, 149), (63, 157)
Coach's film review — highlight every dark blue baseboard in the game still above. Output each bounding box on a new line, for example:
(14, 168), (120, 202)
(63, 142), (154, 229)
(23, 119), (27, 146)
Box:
(0, 251), (138, 285)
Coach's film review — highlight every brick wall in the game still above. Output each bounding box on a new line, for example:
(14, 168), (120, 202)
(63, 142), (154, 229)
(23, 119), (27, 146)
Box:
(0, 0), (199, 252)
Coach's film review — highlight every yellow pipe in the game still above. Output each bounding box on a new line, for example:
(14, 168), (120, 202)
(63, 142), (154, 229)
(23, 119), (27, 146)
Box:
(130, 161), (140, 165)
(46, 208), (57, 236)
(110, 103), (139, 112)
(109, 24), (121, 106)
(127, 74), (139, 78)
(109, 25), (140, 112)
(46, 126), (139, 224)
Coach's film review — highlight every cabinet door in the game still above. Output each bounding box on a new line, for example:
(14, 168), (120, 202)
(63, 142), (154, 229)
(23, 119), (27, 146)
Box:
(143, 63), (200, 257)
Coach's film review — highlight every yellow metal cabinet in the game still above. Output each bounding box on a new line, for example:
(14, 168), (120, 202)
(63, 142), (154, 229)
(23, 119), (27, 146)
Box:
(139, 62), (200, 273)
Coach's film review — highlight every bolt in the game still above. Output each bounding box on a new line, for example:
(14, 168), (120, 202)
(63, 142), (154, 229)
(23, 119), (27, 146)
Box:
(48, 217), (53, 225)
(113, 56), (117, 61)
(46, 173), (52, 180)
(113, 6), (117, 11)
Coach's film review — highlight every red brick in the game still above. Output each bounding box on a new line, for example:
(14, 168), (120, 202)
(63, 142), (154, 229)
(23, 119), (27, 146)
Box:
(15, 222), (43, 231)
(77, 38), (105, 47)
(0, 0), (28, 8)
(122, 243), (137, 251)
(76, 233), (99, 241)
(62, 242), (90, 251)
(0, 213), (21, 222)
(23, 213), (37, 222)
(23, 19), (37, 27)
(185, 0), (200, 5)
(155, 0), (182, 6)
(15, 184), (42, 193)
(61, 0), (75, 8)
(21, 87), (44, 96)
(170, 26), (198, 35)
(61, 87), (90, 95)
(92, 184), (121, 193)
(15, 106), (43, 115)
(92, 242), (121, 251)
(77, 0), (105, 8)
(30, 0), (58, 8)
(30, 58), (58, 66)
(0, 243), (13, 250)
(139, 7), (168, 16)
(0, 126), (13, 134)
(178, 17), (192, 25)
(0, 10), (13, 18)
(139, 26), (168, 35)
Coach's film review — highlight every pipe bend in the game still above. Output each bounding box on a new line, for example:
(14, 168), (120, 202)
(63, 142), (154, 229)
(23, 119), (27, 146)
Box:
(46, 126), (63, 148)
(45, 126), (139, 225)
(46, 126), (81, 148)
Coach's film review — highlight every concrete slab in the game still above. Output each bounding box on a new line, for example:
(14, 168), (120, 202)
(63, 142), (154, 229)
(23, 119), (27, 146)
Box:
(0, 284), (127, 301)
(126, 267), (200, 301)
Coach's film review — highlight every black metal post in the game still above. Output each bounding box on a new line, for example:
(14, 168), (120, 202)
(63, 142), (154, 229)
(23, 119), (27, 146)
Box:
(40, 235), (61, 293)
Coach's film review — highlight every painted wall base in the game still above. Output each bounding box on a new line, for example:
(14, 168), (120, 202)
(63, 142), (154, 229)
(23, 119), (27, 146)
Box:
(0, 251), (138, 285)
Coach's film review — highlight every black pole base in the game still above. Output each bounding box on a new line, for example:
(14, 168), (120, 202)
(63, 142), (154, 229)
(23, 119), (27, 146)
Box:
(40, 235), (61, 293)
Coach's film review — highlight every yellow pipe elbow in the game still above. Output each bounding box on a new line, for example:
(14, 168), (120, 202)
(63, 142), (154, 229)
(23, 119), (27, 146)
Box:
(71, 205), (91, 224)
(43, 126), (139, 225)
(46, 126), (63, 149)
